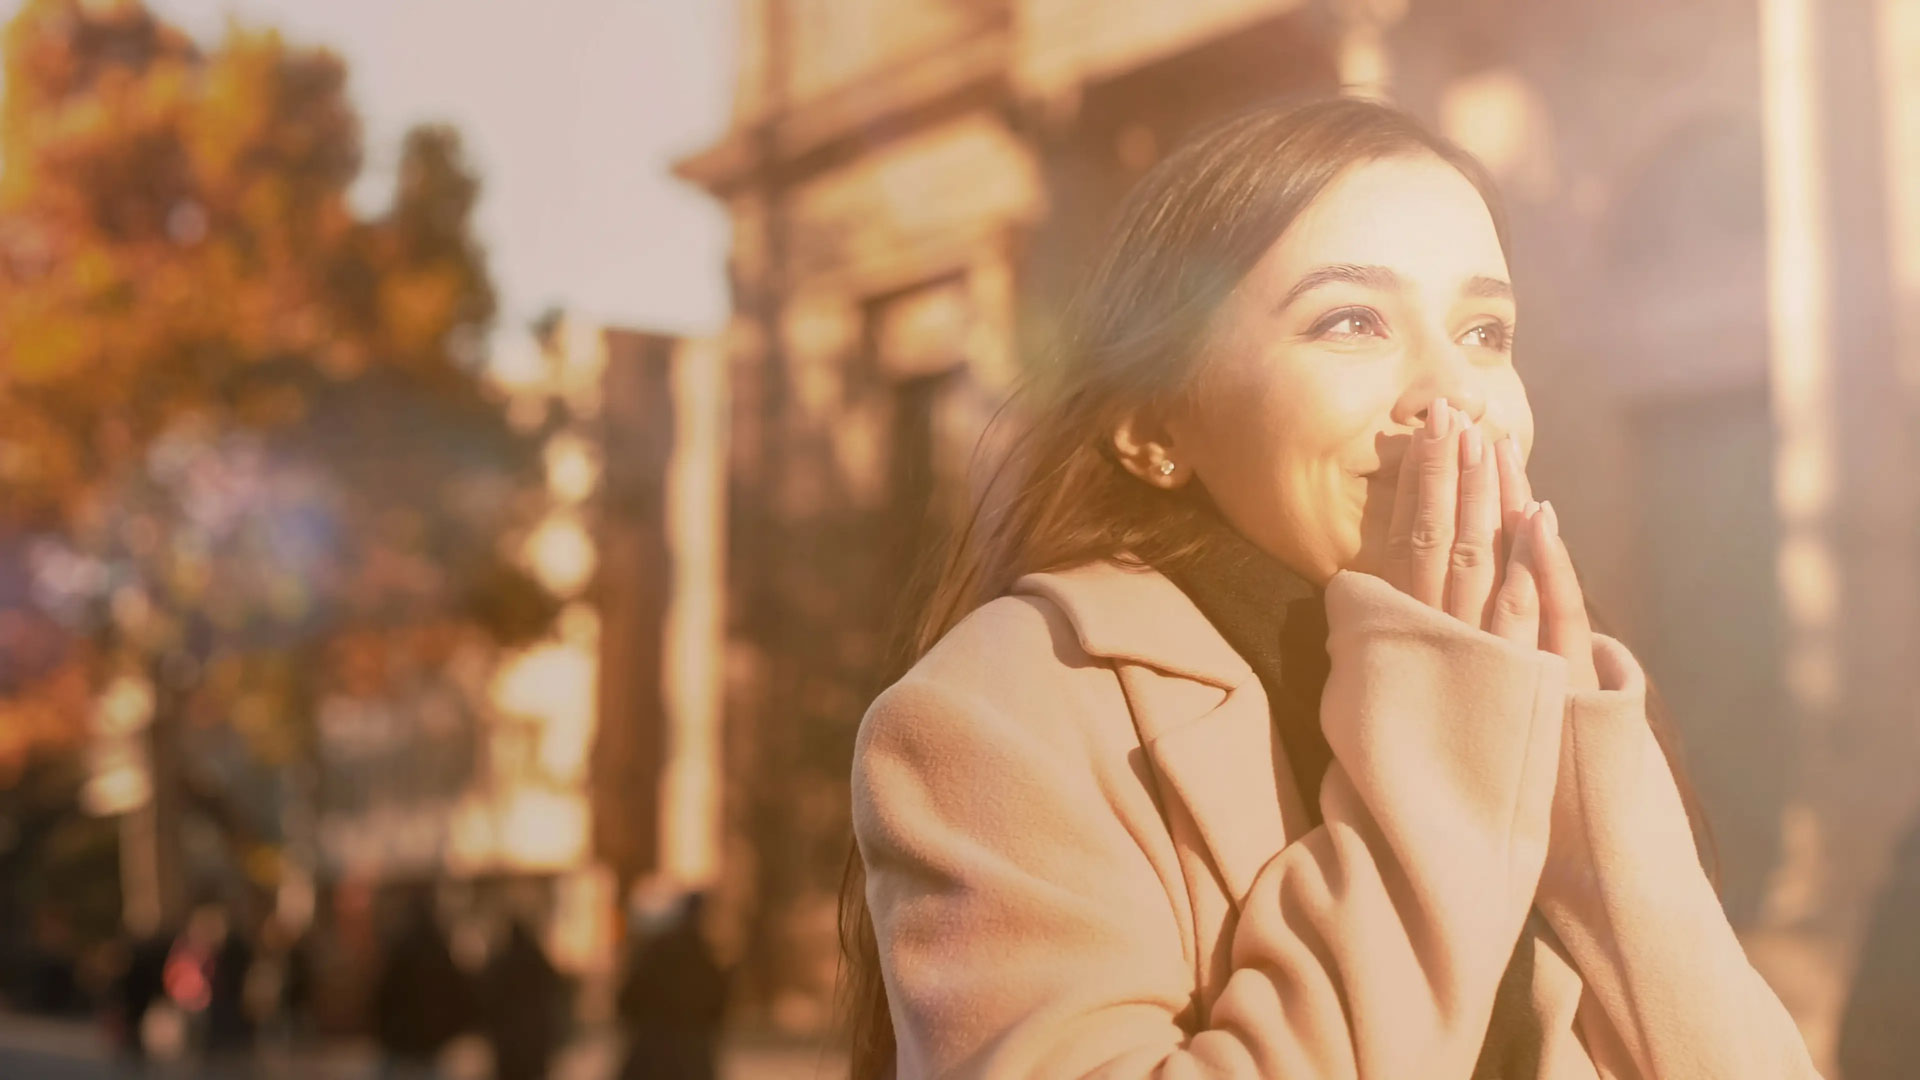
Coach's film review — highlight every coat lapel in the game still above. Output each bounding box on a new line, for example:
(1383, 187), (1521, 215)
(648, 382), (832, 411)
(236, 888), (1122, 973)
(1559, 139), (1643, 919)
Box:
(1015, 561), (1306, 906)
(1128, 669), (1304, 903)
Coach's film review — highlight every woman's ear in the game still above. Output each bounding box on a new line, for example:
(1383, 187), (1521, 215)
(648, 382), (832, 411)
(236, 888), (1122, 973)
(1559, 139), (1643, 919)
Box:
(1111, 408), (1189, 489)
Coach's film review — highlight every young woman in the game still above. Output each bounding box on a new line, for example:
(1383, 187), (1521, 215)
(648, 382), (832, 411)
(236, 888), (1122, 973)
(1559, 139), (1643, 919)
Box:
(840, 98), (1820, 1079)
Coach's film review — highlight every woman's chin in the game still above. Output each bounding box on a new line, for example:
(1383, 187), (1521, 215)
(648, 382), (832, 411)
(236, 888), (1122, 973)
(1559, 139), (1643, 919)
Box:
(1340, 551), (1382, 579)
(1337, 518), (1387, 578)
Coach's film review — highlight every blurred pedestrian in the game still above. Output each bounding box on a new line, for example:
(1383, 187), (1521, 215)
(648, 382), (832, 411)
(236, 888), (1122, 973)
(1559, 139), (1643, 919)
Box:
(24, 906), (83, 1015)
(480, 916), (565, 1080)
(617, 892), (728, 1080)
(204, 909), (256, 1067)
(110, 924), (173, 1066)
(248, 914), (317, 1051)
(162, 897), (255, 1077)
(371, 889), (475, 1079)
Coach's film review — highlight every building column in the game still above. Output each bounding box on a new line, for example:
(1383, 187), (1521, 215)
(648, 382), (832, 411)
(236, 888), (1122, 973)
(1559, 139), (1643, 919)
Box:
(1756, 0), (1920, 1066)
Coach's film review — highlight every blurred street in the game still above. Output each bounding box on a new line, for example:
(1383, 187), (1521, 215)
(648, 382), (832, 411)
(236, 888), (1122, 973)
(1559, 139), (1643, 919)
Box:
(0, 1013), (842, 1080)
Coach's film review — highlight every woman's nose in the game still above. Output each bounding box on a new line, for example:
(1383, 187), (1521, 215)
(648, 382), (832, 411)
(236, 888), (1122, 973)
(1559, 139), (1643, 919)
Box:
(1401, 385), (1488, 430)
(1397, 333), (1489, 429)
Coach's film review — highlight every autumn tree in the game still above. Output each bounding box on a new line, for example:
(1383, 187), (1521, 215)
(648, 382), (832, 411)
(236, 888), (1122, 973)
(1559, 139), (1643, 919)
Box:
(0, 0), (551, 925)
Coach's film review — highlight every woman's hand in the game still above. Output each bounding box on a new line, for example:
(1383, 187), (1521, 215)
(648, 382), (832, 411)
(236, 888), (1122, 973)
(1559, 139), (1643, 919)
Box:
(1381, 397), (1600, 691)
(1384, 400), (1466, 613)
(1494, 434), (1601, 692)
(1384, 398), (1532, 634)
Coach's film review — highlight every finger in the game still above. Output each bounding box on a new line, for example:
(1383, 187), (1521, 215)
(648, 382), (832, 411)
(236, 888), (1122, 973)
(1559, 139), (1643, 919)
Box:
(1489, 501), (1542, 646)
(1494, 433), (1532, 561)
(1384, 397), (1452, 594)
(1399, 400), (1461, 607)
(1446, 419), (1499, 627)
(1535, 501), (1600, 691)
(1382, 428), (1421, 593)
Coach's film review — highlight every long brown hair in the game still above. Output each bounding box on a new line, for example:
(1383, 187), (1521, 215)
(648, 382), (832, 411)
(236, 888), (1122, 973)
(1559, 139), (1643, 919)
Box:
(836, 96), (1714, 1078)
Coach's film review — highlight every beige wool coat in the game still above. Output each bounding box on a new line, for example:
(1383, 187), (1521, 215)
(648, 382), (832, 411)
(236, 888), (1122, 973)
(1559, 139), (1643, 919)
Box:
(852, 560), (1821, 1079)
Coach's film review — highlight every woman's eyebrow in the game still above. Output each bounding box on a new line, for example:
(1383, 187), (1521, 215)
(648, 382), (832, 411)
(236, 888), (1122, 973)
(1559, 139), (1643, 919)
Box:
(1276, 263), (1400, 312)
(1462, 274), (1514, 300)
(1275, 266), (1515, 312)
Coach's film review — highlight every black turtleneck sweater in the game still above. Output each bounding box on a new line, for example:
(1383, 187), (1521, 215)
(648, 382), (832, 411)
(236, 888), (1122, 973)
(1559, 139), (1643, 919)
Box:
(1154, 525), (1335, 824)
(1150, 514), (1543, 1080)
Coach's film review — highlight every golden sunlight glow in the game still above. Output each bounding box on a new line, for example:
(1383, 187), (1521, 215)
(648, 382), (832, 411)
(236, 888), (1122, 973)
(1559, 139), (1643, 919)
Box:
(523, 513), (597, 596)
(1779, 533), (1840, 628)
(1760, 0), (1840, 719)
(445, 788), (592, 873)
(555, 316), (611, 418)
(1337, 28), (1389, 100)
(92, 675), (155, 737)
(81, 754), (151, 817)
(548, 868), (617, 976)
(488, 641), (597, 778)
(486, 336), (551, 395)
(660, 337), (726, 887)
(499, 788), (591, 867)
(1881, 0), (1920, 394)
(1439, 69), (1555, 198)
(545, 433), (602, 505)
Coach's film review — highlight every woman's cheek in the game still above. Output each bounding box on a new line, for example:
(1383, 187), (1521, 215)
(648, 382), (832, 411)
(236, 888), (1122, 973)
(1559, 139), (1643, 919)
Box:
(1349, 478), (1383, 551)
(1291, 470), (1369, 577)
(1343, 475), (1395, 573)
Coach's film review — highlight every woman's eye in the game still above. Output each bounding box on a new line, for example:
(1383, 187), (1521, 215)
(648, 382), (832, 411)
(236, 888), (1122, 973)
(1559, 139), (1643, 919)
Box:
(1313, 308), (1384, 340)
(1460, 321), (1513, 351)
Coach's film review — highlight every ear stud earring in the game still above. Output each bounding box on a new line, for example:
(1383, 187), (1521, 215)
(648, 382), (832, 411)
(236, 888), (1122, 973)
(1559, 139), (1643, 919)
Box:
(1157, 460), (1177, 476)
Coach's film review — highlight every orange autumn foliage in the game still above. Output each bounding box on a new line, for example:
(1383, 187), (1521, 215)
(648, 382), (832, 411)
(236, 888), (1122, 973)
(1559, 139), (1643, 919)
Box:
(0, 0), (544, 788)
(0, 0), (497, 527)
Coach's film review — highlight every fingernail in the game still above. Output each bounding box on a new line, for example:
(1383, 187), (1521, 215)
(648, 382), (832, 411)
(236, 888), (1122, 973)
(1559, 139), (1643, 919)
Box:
(1460, 423), (1483, 466)
(1541, 500), (1560, 539)
(1524, 499), (1541, 517)
(1428, 398), (1448, 435)
(1509, 509), (1535, 557)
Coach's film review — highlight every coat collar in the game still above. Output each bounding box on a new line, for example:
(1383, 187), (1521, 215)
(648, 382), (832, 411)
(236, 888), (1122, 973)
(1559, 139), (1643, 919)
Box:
(1012, 559), (1254, 691)
(1014, 559), (1307, 904)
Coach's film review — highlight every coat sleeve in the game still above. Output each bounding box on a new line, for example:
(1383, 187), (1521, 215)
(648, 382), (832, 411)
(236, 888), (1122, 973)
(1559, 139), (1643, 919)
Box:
(1534, 634), (1822, 1079)
(852, 573), (1568, 1079)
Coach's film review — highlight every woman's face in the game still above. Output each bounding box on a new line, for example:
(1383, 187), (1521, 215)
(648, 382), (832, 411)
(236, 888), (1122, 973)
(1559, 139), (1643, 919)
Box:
(1162, 153), (1534, 583)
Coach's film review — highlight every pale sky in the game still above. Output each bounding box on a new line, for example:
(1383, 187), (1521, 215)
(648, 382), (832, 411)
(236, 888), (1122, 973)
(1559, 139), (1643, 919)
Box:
(0, 0), (736, 338)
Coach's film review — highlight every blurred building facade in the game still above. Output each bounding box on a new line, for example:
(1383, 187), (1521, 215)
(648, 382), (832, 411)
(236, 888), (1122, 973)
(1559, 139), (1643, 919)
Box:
(678, 0), (1920, 1067)
(299, 318), (727, 1023)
